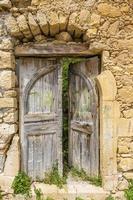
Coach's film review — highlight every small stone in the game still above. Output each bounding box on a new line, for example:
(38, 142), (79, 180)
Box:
(118, 146), (129, 154)
(83, 28), (97, 41)
(90, 13), (101, 26)
(108, 21), (119, 36)
(117, 179), (128, 191)
(34, 35), (47, 42)
(4, 90), (17, 97)
(97, 3), (121, 18)
(28, 13), (41, 37)
(3, 111), (18, 123)
(0, 38), (13, 50)
(36, 10), (49, 36)
(55, 32), (72, 42)
(118, 86), (133, 104)
(0, 0), (11, 9)
(123, 109), (133, 119)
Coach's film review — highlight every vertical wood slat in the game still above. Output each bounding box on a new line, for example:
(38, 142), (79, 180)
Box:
(69, 56), (99, 176)
(19, 57), (62, 181)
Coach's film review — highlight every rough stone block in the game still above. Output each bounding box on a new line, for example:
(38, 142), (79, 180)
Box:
(118, 86), (133, 103)
(123, 109), (133, 119)
(28, 13), (41, 37)
(4, 111), (18, 123)
(0, 0), (11, 9)
(0, 71), (15, 89)
(36, 10), (49, 36)
(97, 3), (122, 17)
(0, 124), (17, 135)
(117, 118), (133, 137)
(118, 158), (133, 172)
(59, 14), (68, 32)
(55, 32), (72, 42)
(48, 12), (60, 37)
(4, 135), (20, 176)
(90, 13), (101, 26)
(0, 38), (13, 50)
(17, 15), (33, 39)
(0, 51), (15, 69)
(0, 98), (17, 108)
(6, 16), (23, 38)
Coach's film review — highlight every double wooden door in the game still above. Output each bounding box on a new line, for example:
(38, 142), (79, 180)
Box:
(19, 56), (99, 180)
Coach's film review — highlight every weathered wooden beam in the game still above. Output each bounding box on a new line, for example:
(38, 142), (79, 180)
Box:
(15, 42), (90, 57)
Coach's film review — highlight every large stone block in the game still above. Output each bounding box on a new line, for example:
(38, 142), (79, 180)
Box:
(6, 16), (23, 38)
(0, 98), (17, 108)
(118, 158), (133, 172)
(0, 71), (15, 89)
(17, 15), (33, 39)
(4, 135), (20, 176)
(0, 124), (17, 135)
(117, 118), (133, 137)
(59, 14), (68, 32)
(48, 12), (60, 37)
(28, 13), (41, 37)
(0, 51), (15, 69)
(36, 10), (49, 36)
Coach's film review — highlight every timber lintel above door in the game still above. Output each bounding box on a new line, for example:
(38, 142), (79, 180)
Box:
(15, 43), (95, 57)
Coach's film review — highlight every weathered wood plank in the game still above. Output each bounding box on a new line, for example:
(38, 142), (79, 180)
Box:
(15, 43), (90, 57)
(69, 56), (99, 176)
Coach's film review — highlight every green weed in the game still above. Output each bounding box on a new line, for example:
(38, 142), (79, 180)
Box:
(75, 197), (85, 200)
(70, 167), (102, 187)
(44, 165), (66, 188)
(11, 171), (32, 197)
(34, 187), (43, 200)
(124, 179), (133, 200)
(105, 195), (115, 200)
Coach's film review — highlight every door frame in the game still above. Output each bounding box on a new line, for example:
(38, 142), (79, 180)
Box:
(15, 43), (118, 190)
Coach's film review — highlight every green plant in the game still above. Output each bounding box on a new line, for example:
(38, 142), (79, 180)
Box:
(44, 165), (66, 188)
(75, 197), (84, 200)
(45, 197), (54, 200)
(11, 171), (32, 197)
(34, 187), (43, 200)
(0, 190), (2, 200)
(124, 179), (133, 200)
(105, 195), (115, 200)
(70, 167), (102, 187)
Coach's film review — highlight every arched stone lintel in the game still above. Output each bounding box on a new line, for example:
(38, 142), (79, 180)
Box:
(96, 70), (120, 191)
(96, 70), (117, 101)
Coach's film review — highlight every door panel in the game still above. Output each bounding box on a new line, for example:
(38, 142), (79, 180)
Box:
(19, 57), (62, 180)
(69, 57), (99, 176)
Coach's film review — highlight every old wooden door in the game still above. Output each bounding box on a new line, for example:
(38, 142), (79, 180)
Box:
(19, 57), (62, 180)
(69, 57), (99, 176)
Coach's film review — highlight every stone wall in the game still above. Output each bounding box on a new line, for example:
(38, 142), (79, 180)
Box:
(0, 0), (133, 196)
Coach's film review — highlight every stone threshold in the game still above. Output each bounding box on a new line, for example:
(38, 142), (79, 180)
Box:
(0, 175), (109, 200)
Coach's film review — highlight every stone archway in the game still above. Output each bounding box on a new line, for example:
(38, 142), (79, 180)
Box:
(96, 70), (120, 190)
